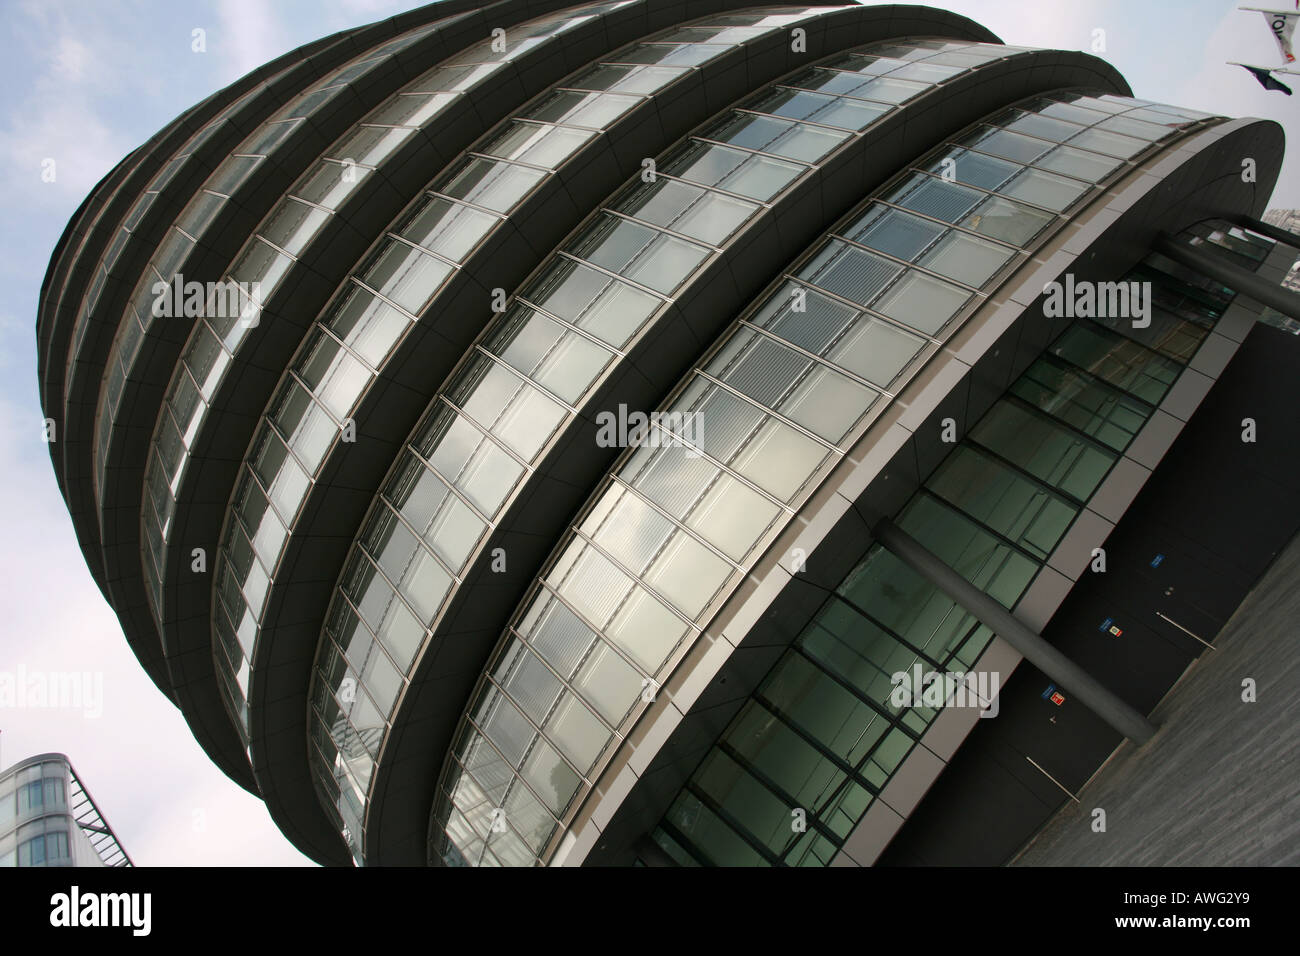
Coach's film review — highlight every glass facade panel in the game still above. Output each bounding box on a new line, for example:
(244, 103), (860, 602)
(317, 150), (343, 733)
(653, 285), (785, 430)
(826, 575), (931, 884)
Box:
(428, 56), (1214, 868)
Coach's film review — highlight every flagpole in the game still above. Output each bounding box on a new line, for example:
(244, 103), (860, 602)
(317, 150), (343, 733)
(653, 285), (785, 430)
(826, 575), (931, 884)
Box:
(1226, 60), (1300, 72)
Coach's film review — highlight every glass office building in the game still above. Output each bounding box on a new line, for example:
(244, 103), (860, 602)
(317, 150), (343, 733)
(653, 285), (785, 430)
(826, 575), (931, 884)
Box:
(38, 1), (1297, 865)
(0, 754), (131, 868)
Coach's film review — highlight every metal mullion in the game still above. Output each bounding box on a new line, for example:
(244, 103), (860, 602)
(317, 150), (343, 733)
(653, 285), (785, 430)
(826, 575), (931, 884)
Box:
(268, 370), (345, 476)
(638, 437), (782, 563)
(306, 731), (344, 792)
(553, 250), (669, 302)
(693, 365), (840, 453)
(513, 295), (630, 357)
(690, 134), (816, 168)
(1084, 310), (1199, 365)
(441, 757), (546, 856)
(226, 463), (287, 568)
(415, 188), (510, 229)
(780, 273), (946, 346)
(773, 77), (915, 110)
(938, 427), (1090, 511)
(318, 153), (377, 173)
(281, 189), (335, 215)
(597, 210), (716, 284)
(172, 349), (214, 428)
(320, 637), (388, 735)
(331, 588), (387, 663)
(749, 692), (884, 797)
(425, 186), (513, 221)
(1022, 346), (1160, 421)
(654, 818), (714, 867)
(195, 308), (238, 358)
(925, 457), (1074, 561)
(730, 106), (860, 137)
(829, 230), (986, 296)
(551, 84), (648, 106)
(645, 411), (797, 515)
(212, 614), (248, 680)
(849, 724), (924, 791)
(937, 615), (995, 671)
(736, 317), (899, 399)
(493, 634), (623, 741)
(249, 230), (301, 264)
(441, 804), (494, 867)
(352, 121), (416, 135)
(714, 738), (845, 848)
(210, 577), (248, 653)
(436, 394), (536, 474)
(464, 149), (554, 175)
(786, 634), (931, 737)
(951, 139), (1113, 188)
(797, 587), (948, 693)
(471, 343), (579, 415)
(157, 384), (199, 468)
(370, 492), (465, 586)
(910, 486), (1050, 572)
(683, 781), (784, 866)
(997, 388), (1134, 462)
(867, 197), (1021, 253)
(355, 507), (456, 615)
(478, 673), (596, 788)
(605, 473), (744, 572)
(460, 711), (576, 834)
(334, 551), (431, 672)
(400, 444), (495, 527)
(603, 206), (725, 253)
(567, 525), (702, 632)
(506, 624), (639, 733)
(307, 703), (371, 800)
(306, 297), (391, 374)
(963, 433), (1094, 510)
(967, 115), (1145, 164)
(650, 169), (776, 208)
(523, 582), (659, 684)
(981, 109), (1090, 147)
(381, 230), (462, 272)
(908, 165), (1071, 218)
(494, 115), (594, 138)
(705, 323), (882, 432)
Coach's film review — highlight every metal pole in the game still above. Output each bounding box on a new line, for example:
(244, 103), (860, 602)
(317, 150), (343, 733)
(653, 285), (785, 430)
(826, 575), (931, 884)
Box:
(1155, 234), (1300, 321)
(873, 518), (1159, 745)
(1234, 215), (1300, 251)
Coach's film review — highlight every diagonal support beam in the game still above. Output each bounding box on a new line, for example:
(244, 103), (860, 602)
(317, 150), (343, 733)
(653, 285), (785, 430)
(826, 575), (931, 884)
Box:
(873, 518), (1159, 745)
(1156, 234), (1300, 321)
(1234, 215), (1300, 251)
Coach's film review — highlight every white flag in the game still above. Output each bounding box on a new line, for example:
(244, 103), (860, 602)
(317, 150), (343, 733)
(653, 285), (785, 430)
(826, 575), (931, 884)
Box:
(1263, 10), (1298, 63)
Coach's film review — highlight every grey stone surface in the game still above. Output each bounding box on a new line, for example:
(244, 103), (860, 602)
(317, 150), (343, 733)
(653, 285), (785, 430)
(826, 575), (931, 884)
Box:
(1012, 533), (1300, 867)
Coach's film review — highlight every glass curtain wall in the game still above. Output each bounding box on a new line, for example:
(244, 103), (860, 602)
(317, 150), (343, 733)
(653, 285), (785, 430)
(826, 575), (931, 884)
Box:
(649, 249), (1252, 866)
(428, 90), (1212, 866)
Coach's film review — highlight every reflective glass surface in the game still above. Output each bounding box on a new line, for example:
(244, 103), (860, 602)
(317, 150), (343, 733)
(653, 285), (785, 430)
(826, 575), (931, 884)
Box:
(651, 240), (1245, 865)
(142, 1), (642, 636)
(433, 86), (1211, 865)
(313, 3), (864, 865)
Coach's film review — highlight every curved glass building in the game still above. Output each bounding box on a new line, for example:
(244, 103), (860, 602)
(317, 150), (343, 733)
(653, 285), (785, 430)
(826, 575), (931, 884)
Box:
(38, 0), (1300, 866)
(1, 754), (130, 868)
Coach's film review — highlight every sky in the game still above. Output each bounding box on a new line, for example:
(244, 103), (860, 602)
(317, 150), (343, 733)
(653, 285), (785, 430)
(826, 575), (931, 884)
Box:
(0, 0), (1295, 867)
